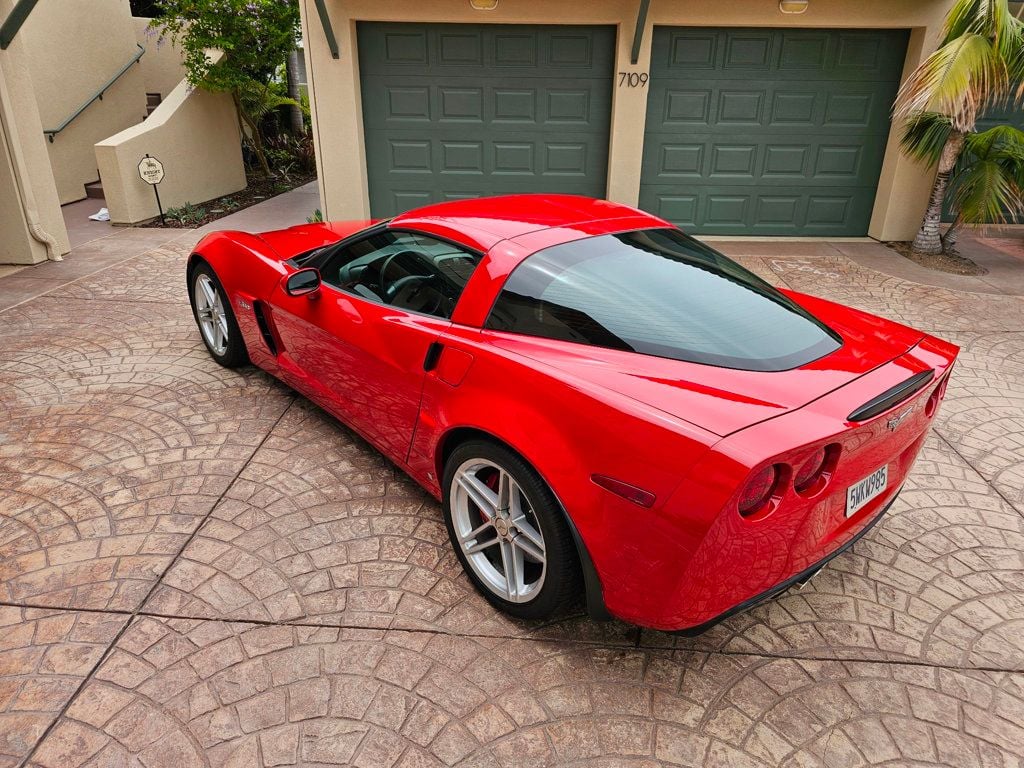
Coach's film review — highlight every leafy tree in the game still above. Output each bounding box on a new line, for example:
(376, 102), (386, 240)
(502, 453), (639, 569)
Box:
(152, 0), (301, 176)
(894, 0), (1024, 254)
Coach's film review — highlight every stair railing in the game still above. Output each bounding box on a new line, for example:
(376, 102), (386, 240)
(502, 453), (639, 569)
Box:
(42, 43), (145, 142)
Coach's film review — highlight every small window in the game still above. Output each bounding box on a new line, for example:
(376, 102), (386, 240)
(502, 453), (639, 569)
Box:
(130, 0), (164, 17)
(485, 228), (841, 372)
(319, 230), (480, 320)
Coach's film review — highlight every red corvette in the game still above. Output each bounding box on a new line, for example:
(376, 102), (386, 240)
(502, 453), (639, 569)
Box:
(187, 195), (958, 633)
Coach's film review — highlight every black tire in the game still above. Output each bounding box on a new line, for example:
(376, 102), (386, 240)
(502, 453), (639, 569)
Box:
(442, 439), (582, 620)
(187, 260), (249, 368)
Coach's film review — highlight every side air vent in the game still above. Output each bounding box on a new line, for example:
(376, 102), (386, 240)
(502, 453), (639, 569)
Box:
(848, 370), (934, 422)
(252, 301), (278, 355)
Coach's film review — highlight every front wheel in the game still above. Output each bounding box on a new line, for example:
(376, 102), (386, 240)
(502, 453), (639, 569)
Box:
(188, 262), (249, 368)
(442, 439), (581, 620)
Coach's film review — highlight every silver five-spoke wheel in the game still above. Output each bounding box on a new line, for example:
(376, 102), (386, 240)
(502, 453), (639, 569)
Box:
(451, 458), (547, 603)
(194, 272), (229, 356)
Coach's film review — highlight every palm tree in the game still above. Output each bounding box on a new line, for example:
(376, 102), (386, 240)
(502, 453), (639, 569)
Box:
(902, 113), (1024, 250)
(948, 122), (1024, 245)
(894, 0), (1024, 254)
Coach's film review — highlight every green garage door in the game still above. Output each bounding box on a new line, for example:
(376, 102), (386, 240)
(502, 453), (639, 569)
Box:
(358, 23), (614, 217)
(640, 28), (909, 235)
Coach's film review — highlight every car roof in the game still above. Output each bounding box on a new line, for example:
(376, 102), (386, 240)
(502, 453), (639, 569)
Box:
(388, 194), (670, 252)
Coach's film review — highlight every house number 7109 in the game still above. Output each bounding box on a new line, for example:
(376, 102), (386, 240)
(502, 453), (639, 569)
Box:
(618, 72), (649, 87)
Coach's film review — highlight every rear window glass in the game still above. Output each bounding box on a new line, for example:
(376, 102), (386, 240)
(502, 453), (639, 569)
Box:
(485, 228), (841, 372)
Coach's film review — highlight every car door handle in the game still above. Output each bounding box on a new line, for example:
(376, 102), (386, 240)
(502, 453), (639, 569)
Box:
(423, 341), (444, 371)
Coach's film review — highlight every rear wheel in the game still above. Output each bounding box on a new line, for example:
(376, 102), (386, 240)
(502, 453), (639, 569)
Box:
(188, 262), (249, 368)
(442, 439), (581, 619)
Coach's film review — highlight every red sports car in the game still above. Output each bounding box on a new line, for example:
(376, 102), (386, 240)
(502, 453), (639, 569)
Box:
(187, 194), (958, 633)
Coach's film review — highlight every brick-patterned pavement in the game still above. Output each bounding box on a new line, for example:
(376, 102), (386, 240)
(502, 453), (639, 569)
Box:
(1, 226), (1023, 767)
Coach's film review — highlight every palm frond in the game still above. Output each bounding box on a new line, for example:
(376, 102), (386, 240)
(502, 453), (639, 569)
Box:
(963, 122), (1024, 158)
(948, 123), (1024, 223)
(942, 0), (1022, 51)
(238, 78), (300, 123)
(948, 157), (1024, 222)
(894, 33), (1007, 131)
(900, 112), (954, 165)
(942, 0), (985, 42)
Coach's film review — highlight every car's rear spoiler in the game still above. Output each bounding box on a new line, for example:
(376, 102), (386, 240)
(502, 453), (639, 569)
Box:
(847, 369), (935, 422)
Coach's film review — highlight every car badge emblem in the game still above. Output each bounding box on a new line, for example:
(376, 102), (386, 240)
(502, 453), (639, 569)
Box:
(887, 405), (914, 431)
(237, 298), (252, 310)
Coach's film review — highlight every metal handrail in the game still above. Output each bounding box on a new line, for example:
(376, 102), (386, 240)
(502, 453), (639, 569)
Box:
(0, 0), (41, 50)
(43, 43), (145, 142)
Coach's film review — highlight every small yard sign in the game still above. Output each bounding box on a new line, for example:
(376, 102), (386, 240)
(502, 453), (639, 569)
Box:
(138, 155), (165, 184)
(138, 154), (166, 224)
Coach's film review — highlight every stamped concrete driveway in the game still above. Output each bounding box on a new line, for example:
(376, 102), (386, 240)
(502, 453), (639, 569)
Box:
(1, 215), (1023, 767)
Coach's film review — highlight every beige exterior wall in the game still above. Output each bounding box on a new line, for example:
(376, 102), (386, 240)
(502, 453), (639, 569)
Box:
(133, 17), (187, 100)
(0, 0), (70, 264)
(95, 53), (246, 226)
(21, 0), (147, 204)
(301, 0), (952, 240)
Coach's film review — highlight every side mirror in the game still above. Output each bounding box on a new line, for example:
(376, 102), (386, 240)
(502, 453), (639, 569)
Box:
(285, 268), (321, 297)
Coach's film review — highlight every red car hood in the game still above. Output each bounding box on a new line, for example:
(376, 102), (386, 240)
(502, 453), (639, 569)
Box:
(255, 220), (375, 259)
(487, 291), (925, 437)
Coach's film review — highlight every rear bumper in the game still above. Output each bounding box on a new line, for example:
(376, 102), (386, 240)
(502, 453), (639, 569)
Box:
(670, 487), (898, 635)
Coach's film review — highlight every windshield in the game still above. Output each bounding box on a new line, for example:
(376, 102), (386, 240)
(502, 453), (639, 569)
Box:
(485, 228), (841, 372)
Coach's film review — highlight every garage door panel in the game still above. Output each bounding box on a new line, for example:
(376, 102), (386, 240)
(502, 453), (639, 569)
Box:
(659, 28), (907, 82)
(366, 130), (609, 214)
(370, 134), (602, 174)
(439, 32), (484, 65)
(493, 89), (537, 122)
(642, 133), (888, 186)
(493, 142), (536, 175)
(381, 30), (429, 65)
(650, 81), (897, 133)
(364, 78), (612, 127)
(642, 27), (907, 235)
(360, 24), (613, 216)
(382, 86), (432, 122)
(639, 186), (875, 234)
(723, 32), (774, 70)
(381, 173), (616, 212)
(360, 23), (613, 75)
(438, 87), (485, 123)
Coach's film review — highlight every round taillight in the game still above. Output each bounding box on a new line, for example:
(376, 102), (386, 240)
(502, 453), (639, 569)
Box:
(739, 465), (778, 516)
(794, 447), (827, 493)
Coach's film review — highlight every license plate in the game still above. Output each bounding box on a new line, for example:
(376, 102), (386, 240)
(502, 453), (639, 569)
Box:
(846, 465), (888, 517)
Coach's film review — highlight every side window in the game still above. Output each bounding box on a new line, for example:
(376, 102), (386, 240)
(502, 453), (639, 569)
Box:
(319, 231), (481, 319)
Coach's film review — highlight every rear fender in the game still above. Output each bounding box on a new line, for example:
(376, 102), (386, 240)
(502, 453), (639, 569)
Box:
(408, 327), (717, 623)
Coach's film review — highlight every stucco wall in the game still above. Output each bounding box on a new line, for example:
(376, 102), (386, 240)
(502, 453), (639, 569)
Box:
(21, 0), (148, 204)
(301, 0), (953, 241)
(134, 17), (187, 100)
(95, 54), (246, 226)
(0, 0), (70, 264)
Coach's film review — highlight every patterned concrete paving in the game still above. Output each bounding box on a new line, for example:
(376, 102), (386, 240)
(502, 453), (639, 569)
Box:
(1, 228), (1023, 767)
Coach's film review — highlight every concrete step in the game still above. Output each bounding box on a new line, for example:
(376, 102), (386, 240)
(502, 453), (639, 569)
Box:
(84, 179), (104, 199)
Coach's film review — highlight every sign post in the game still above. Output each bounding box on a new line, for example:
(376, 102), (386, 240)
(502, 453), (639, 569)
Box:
(138, 154), (166, 225)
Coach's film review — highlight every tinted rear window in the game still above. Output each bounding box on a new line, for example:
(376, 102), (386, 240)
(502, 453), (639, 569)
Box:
(485, 228), (841, 371)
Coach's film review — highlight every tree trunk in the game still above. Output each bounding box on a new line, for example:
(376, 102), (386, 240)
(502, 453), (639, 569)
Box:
(233, 90), (273, 177)
(912, 132), (964, 255)
(941, 213), (963, 253)
(286, 50), (305, 136)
